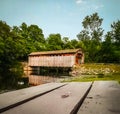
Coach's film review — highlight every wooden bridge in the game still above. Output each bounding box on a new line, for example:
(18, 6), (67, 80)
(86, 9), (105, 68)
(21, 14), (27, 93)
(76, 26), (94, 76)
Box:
(0, 81), (120, 114)
(27, 49), (84, 85)
(28, 48), (84, 67)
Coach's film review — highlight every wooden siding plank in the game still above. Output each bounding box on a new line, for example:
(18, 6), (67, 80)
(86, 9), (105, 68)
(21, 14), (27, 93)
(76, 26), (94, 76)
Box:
(29, 55), (75, 67)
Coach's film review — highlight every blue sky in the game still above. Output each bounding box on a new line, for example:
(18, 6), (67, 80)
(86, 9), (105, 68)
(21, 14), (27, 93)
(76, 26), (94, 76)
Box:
(0, 0), (120, 39)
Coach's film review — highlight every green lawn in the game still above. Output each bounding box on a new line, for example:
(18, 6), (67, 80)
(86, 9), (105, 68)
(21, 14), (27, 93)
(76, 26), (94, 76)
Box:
(63, 63), (120, 83)
(63, 74), (120, 83)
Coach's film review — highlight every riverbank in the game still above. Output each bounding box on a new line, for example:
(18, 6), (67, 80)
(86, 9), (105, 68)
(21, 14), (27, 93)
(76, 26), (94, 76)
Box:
(71, 63), (120, 76)
(1, 63), (120, 94)
(64, 63), (120, 83)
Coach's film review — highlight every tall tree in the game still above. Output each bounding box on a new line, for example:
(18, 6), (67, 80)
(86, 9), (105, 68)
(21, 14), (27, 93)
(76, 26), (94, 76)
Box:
(98, 20), (120, 63)
(16, 23), (46, 59)
(28, 25), (45, 43)
(70, 39), (78, 48)
(27, 24), (46, 51)
(109, 20), (120, 62)
(46, 34), (63, 50)
(0, 21), (24, 89)
(62, 37), (74, 49)
(77, 13), (104, 62)
(98, 32), (115, 62)
(111, 20), (120, 46)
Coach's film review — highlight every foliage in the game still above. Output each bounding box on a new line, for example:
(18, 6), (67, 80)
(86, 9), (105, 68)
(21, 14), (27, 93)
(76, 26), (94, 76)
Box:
(62, 37), (75, 49)
(0, 12), (120, 89)
(77, 13), (104, 62)
(0, 21), (25, 89)
(14, 23), (46, 59)
(46, 33), (63, 50)
(98, 20), (120, 63)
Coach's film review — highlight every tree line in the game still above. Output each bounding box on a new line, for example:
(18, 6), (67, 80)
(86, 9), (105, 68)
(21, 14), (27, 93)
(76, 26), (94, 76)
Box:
(0, 12), (120, 89)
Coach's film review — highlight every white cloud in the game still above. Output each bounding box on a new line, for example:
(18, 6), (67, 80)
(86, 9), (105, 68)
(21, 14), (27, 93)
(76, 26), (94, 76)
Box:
(76, 0), (85, 4)
(93, 4), (104, 10)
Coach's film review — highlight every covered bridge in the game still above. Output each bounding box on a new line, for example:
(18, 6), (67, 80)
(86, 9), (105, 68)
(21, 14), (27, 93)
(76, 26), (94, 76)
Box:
(28, 48), (84, 68)
(28, 49), (84, 85)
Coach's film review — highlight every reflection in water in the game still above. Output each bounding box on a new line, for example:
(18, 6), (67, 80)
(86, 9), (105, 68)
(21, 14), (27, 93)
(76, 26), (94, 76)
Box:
(24, 67), (71, 85)
(29, 75), (60, 85)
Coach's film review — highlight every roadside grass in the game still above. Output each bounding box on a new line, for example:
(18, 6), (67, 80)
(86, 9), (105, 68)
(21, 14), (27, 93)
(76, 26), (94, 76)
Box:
(63, 74), (120, 83)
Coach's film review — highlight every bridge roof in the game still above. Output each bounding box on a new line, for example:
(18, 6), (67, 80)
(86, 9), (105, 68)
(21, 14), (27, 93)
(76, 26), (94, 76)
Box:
(29, 48), (82, 56)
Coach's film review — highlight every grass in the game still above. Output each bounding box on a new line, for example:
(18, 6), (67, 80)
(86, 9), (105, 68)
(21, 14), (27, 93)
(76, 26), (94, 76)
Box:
(64, 63), (120, 83)
(63, 74), (120, 83)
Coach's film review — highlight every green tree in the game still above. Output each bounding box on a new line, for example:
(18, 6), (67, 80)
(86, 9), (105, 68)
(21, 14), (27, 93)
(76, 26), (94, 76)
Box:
(27, 24), (46, 51)
(98, 20), (120, 63)
(77, 13), (104, 62)
(15, 23), (46, 59)
(70, 39), (78, 48)
(46, 34), (63, 50)
(105, 20), (120, 63)
(0, 21), (24, 89)
(98, 32), (115, 62)
(82, 13), (103, 42)
(111, 20), (120, 46)
(28, 25), (45, 43)
(62, 37), (74, 49)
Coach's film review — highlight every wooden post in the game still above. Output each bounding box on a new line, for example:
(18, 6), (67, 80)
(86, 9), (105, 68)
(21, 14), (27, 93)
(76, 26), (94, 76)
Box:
(37, 67), (40, 75)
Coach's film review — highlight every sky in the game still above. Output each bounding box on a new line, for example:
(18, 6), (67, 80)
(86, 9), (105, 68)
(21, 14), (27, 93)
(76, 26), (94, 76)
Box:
(0, 0), (120, 39)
